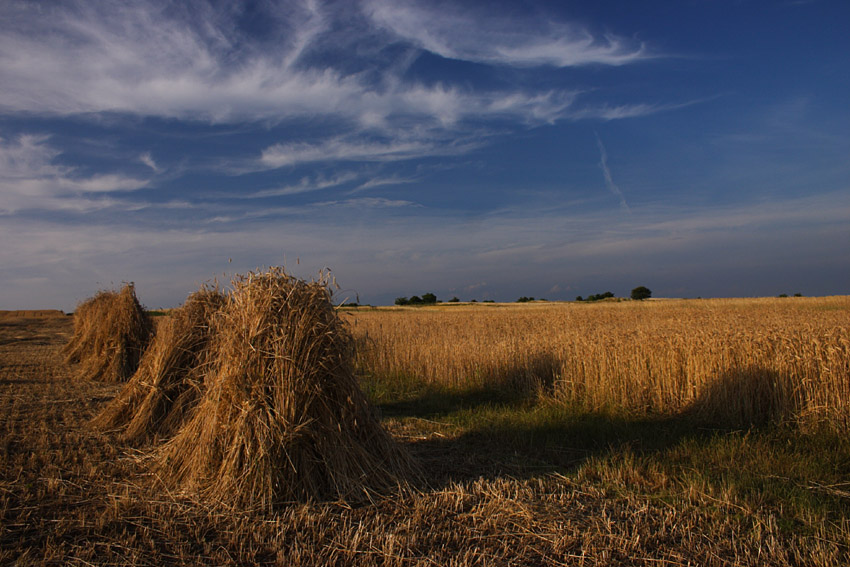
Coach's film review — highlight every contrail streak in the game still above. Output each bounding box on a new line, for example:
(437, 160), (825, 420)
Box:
(595, 132), (630, 213)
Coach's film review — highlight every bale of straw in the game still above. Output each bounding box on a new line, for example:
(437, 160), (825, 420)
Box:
(155, 267), (417, 508)
(63, 284), (154, 383)
(91, 287), (226, 444)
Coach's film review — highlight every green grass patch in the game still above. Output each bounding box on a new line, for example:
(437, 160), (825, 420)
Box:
(361, 370), (850, 532)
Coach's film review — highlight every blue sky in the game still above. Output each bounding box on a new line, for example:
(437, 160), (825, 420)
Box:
(1, 0), (848, 310)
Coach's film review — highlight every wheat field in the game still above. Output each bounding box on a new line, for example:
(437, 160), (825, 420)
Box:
(2, 297), (850, 565)
(349, 296), (850, 430)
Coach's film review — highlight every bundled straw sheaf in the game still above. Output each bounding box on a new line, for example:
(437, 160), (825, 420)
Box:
(63, 284), (153, 383)
(155, 267), (417, 508)
(91, 287), (226, 444)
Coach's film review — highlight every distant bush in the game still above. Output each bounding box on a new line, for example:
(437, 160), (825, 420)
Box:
(395, 293), (437, 306)
(448, 296), (460, 303)
(516, 296), (535, 303)
(578, 291), (615, 302)
(630, 286), (652, 301)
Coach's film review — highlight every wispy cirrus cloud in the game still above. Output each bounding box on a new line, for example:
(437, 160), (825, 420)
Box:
(0, 0), (683, 202)
(235, 170), (421, 199)
(240, 171), (361, 198)
(258, 131), (484, 169)
(354, 174), (420, 192)
(139, 152), (160, 173)
(0, 0), (666, 134)
(363, 0), (653, 67)
(0, 1), (590, 128)
(594, 133), (630, 212)
(573, 95), (721, 121)
(0, 134), (149, 214)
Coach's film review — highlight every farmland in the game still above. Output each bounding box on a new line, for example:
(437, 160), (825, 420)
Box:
(2, 297), (850, 565)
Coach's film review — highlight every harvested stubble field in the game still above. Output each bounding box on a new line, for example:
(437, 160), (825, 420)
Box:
(2, 297), (850, 565)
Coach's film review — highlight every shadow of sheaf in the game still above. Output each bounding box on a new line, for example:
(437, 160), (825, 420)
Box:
(380, 365), (807, 489)
(687, 365), (802, 429)
(484, 350), (560, 398)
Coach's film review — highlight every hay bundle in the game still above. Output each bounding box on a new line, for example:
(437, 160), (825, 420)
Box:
(63, 284), (153, 383)
(91, 287), (226, 444)
(155, 267), (417, 508)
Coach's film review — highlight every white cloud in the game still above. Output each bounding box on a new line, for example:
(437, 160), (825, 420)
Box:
(323, 197), (419, 209)
(575, 104), (663, 121)
(241, 171), (361, 198)
(354, 174), (419, 191)
(363, 0), (652, 67)
(259, 132), (483, 169)
(570, 98), (714, 121)
(594, 133), (630, 212)
(139, 152), (159, 172)
(0, 1), (586, 128)
(0, 134), (149, 213)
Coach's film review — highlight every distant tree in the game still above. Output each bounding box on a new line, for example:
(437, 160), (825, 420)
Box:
(794, 292), (803, 297)
(470, 299), (478, 303)
(516, 296), (533, 303)
(575, 296), (583, 302)
(448, 296), (460, 303)
(408, 295), (422, 305)
(630, 286), (652, 301)
(421, 292), (437, 304)
(778, 293), (789, 298)
(394, 297), (409, 306)
(482, 300), (495, 303)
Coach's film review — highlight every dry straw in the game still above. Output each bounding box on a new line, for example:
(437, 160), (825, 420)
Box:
(63, 284), (153, 383)
(155, 267), (417, 508)
(91, 287), (226, 444)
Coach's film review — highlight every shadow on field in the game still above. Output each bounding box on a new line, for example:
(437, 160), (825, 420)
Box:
(402, 410), (706, 487)
(373, 366), (793, 488)
(687, 364), (801, 429)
